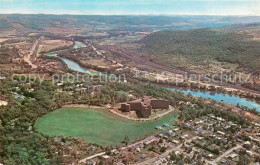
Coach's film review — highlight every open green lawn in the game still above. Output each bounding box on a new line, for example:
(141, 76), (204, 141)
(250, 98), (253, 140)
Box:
(34, 107), (178, 146)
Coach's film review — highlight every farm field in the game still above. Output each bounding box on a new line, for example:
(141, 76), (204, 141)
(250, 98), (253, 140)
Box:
(35, 107), (178, 146)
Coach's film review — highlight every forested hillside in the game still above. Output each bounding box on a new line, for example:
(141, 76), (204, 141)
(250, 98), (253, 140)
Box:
(140, 29), (260, 71)
(0, 47), (19, 64)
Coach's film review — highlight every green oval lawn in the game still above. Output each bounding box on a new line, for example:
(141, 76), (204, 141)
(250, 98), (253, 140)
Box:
(35, 107), (178, 146)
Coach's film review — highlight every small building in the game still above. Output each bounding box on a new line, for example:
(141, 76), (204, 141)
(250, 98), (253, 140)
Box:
(208, 154), (214, 159)
(181, 134), (189, 139)
(227, 153), (237, 159)
(217, 131), (225, 136)
(0, 100), (8, 106)
(167, 130), (173, 135)
(172, 140), (180, 144)
(163, 123), (169, 127)
(155, 125), (162, 130)
(246, 150), (253, 156)
(141, 154), (147, 159)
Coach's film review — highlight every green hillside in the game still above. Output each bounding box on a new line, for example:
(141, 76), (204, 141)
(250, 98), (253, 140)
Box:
(140, 29), (260, 70)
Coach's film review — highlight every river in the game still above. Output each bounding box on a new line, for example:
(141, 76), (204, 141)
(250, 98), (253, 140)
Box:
(46, 41), (95, 74)
(168, 88), (260, 111)
(46, 41), (260, 112)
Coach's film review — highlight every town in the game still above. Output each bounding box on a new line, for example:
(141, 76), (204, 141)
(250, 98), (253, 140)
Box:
(0, 2), (260, 165)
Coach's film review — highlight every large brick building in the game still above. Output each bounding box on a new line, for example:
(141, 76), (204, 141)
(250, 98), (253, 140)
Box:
(120, 97), (170, 118)
(150, 99), (170, 109)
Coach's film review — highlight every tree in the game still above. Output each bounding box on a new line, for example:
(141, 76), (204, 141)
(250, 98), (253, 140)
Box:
(123, 136), (129, 146)
(160, 146), (167, 153)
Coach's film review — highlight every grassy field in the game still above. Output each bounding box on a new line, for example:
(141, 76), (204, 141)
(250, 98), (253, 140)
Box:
(34, 107), (178, 146)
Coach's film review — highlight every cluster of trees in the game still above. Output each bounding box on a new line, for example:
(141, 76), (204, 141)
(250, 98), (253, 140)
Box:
(241, 81), (260, 93)
(237, 149), (260, 164)
(0, 80), (70, 164)
(0, 46), (20, 64)
(108, 81), (193, 105)
(141, 29), (260, 71)
(179, 105), (249, 126)
(194, 142), (219, 155)
(170, 151), (204, 165)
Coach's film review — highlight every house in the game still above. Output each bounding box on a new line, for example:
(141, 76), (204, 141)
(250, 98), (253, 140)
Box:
(181, 134), (189, 139)
(167, 130), (173, 135)
(175, 151), (181, 155)
(0, 100), (8, 106)
(195, 120), (204, 124)
(113, 150), (120, 155)
(246, 150), (253, 156)
(86, 161), (97, 165)
(192, 147), (201, 153)
(144, 138), (157, 145)
(216, 117), (225, 121)
(0, 76), (6, 81)
(198, 137), (204, 140)
(217, 131), (225, 136)
(208, 154), (214, 159)
(155, 125), (162, 130)
(141, 154), (147, 159)
(158, 133), (165, 137)
(172, 140), (180, 144)
(226, 153), (237, 159)
(220, 159), (227, 164)
(163, 123), (169, 127)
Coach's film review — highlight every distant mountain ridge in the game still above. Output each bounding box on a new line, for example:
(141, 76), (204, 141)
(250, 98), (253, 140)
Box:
(0, 14), (260, 31)
(223, 22), (260, 30)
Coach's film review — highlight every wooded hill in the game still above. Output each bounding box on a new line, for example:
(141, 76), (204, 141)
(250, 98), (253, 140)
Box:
(140, 29), (260, 71)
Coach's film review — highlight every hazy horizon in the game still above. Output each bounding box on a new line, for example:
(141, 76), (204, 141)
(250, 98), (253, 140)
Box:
(0, 0), (259, 16)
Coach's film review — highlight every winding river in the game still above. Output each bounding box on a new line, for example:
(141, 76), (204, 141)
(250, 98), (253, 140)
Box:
(47, 41), (94, 74)
(47, 41), (260, 112)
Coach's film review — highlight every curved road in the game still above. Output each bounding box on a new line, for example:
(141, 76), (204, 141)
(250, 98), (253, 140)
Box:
(109, 106), (175, 121)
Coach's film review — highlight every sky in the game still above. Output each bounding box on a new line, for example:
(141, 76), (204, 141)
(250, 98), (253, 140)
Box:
(0, 0), (259, 16)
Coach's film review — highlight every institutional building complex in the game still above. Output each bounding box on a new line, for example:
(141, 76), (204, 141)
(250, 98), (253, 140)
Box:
(120, 97), (170, 118)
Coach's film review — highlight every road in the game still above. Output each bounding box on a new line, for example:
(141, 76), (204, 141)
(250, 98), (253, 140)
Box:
(109, 106), (175, 121)
(24, 37), (43, 69)
(134, 136), (198, 165)
(206, 144), (242, 165)
(92, 45), (102, 56)
(78, 135), (158, 164)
